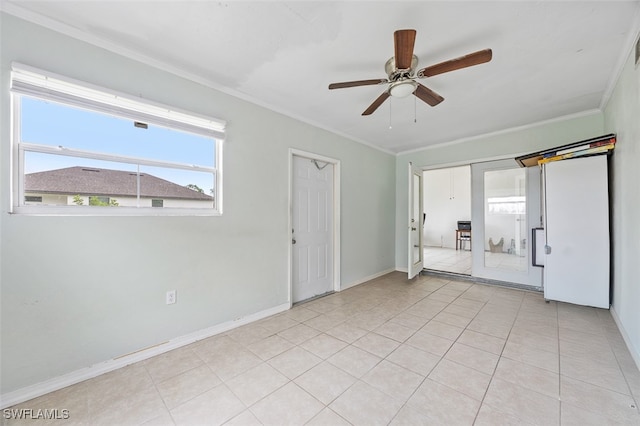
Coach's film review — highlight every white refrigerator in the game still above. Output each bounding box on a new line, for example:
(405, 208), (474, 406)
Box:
(543, 155), (610, 308)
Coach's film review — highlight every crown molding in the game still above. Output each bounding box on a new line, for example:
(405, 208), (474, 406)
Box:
(0, 4), (395, 157)
(396, 109), (602, 156)
(600, 6), (640, 110)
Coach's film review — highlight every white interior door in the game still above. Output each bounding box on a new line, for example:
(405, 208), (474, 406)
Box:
(471, 159), (543, 287)
(543, 156), (609, 308)
(292, 155), (334, 303)
(408, 162), (424, 279)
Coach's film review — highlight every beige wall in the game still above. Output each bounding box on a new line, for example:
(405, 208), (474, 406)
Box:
(603, 33), (640, 367)
(423, 166), (471, 249)
(0, 13), (396, 396)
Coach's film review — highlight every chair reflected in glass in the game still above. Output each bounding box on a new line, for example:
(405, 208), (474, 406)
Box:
(456, 221), (471, 251)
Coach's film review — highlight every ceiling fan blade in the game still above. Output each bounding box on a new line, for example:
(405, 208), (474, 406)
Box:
(414, 83), (444, 107)
(394, 29), (416, 70)
(328, 79), (388, 90)
(362, 91), (390, 116)
(418, 49), (493, 78)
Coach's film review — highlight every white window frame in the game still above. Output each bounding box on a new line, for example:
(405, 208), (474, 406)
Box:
(10, 63), (225, 216)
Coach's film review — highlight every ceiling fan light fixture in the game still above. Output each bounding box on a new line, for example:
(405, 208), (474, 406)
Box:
(389, 80), (416, 98)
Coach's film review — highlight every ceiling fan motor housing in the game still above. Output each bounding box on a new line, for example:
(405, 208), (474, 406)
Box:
(385, 55), (418, 97)
(385, 55), (419, 81)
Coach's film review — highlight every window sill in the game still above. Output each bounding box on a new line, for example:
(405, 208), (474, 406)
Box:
(10, 205), (222, 217)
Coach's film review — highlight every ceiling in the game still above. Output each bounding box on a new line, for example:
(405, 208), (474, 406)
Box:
(3, 1), (639, 153)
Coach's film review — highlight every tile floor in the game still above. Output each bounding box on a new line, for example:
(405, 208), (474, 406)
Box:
(483, 251), (528, 272)
(424, 246), (529, 275)
(5, 272), (640, 425)
(424, 246), (472, 274)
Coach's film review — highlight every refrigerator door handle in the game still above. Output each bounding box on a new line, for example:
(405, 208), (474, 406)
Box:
(544, 245), (552, 255)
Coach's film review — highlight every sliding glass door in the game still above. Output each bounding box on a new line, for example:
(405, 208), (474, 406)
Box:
(471, 160), (543, 287)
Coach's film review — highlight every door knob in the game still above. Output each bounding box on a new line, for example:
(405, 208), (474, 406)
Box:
(292, 239), (296, 244)
(411, 227), (417, 231)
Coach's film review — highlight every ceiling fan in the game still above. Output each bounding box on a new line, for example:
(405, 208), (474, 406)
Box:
(328, 29), (492, 116)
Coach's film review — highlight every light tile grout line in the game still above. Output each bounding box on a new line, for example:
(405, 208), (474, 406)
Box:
(555, 302), (640, 419)
(296, 275), (454, 424)
(601, 313), (640, 414)
(320, 277), (451, 421)
(276, 276), (449, 423)
(469, 286), (526, 425)
(373, 278), (455, 424)
(556, 297), (563, 424)
(387, 277), (496, 425)
(47, 275), (637, 426)
(222, 278), (439, 423)
(146, 362), (179, 425)
(169, 280), (629, 425)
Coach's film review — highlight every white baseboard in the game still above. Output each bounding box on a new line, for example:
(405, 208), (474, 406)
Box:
(0, 303), (290, 409)
(340, 268), (397, 291)
(610, 306), (640, 371)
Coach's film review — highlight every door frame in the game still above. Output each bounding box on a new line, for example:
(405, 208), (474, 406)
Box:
(416, 153), (542, 288)
(288, 149), (341, 307)
(422, 164), (472, 274)
(419, 158), (504, 277)
(408, 162), (424, 279)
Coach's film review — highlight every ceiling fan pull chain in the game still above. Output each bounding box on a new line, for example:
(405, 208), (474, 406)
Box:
(414, 95), (417, 123)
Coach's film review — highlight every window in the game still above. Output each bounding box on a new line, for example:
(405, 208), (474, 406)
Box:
(89, 196), (114, 206)
(487, 196), (526, 215)
(10, 63), (225, 215)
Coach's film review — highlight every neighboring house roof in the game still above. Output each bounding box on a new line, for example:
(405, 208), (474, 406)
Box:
(25, 166), (213, 201)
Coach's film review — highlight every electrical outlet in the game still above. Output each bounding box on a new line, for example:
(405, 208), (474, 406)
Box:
(166, 290), (177, 305)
